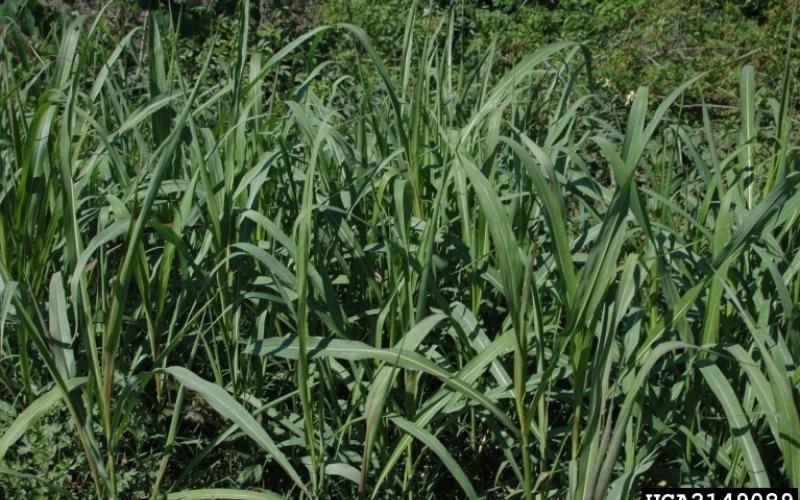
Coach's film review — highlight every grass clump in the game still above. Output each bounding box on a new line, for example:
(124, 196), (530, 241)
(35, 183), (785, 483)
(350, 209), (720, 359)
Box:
(1, 1), (799, 498)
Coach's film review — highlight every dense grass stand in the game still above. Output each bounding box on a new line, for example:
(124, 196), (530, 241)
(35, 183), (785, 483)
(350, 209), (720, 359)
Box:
(1, 1), (799, 498)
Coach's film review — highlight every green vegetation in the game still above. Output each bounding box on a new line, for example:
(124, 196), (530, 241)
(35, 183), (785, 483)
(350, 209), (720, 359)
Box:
(1, 0), (799, 498)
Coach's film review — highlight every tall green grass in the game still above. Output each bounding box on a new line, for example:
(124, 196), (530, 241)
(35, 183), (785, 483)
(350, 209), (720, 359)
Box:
(1, 1), (799, 498)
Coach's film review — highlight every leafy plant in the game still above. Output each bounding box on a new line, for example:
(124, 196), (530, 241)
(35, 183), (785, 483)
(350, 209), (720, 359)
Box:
(1, 1), (799, 499)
